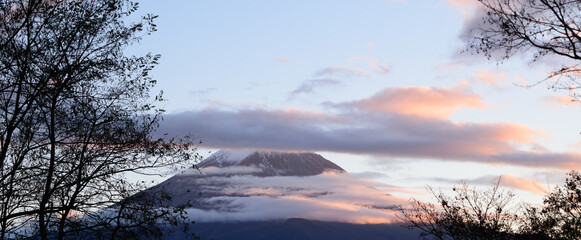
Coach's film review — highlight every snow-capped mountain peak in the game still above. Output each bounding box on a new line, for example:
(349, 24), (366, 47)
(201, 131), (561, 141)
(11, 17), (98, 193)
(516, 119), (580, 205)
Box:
(202, 150), (254, 165)
(197, 150), (345, 177)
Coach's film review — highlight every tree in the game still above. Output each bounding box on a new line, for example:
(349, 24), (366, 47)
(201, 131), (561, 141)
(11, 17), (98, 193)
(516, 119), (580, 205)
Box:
(0, 0), (199, 239)
(398, 180), (519, 240)
(400, 172), (581, 240)
(520, 171), (581, 240)
(466, 0), (581, 96)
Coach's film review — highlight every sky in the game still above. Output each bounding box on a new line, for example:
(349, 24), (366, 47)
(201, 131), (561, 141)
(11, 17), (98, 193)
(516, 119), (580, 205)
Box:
(132, 0), (581, 208)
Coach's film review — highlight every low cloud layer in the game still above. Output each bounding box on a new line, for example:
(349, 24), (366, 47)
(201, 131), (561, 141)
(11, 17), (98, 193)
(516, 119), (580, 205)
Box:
(183, 171), (402, 223)
(159, 85), (580, 169)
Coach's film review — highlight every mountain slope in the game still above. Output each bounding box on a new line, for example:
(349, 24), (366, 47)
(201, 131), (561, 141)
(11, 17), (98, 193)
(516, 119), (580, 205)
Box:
(141, 150), (406, 239)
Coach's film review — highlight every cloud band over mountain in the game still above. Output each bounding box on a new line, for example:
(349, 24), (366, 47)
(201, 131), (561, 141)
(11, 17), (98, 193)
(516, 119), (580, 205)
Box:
(159, 85), (580, 169)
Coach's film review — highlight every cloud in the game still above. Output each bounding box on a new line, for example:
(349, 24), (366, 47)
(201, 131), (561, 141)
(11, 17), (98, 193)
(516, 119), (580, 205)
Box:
(189, 88), (217, 101)
(158, 85), (581, 169)
(493, 151), (581, 169)
(182, 172), (402, 223)
(275, 57), (288, 62)
(466, 174), (547, 195)
(367, 42), (374, 50)
(290, 57), (390, 97)
(187, 195), (395, 223)
(289, 65), (372, 97)
(178, 166), (264, 176)
(499, 174), (547, 195)
(447, 0), (477, 18)
(543, 95), (579, 108)
(335, 85), (485, 119)
(427, 173), (547, 195)
(347, 56), (389, 75)
(315, 67), (367, 77)
(445, 0), (481, 24)
(470, 70), (507, 87)
(290, 79), (341, 96)
(352, 171), (389, 179)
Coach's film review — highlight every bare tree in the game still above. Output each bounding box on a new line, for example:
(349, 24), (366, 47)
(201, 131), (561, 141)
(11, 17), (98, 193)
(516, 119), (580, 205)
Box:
(400, 173), (581, 239)
(398, 179), (519, 240)
(466, 0), (581, 95)
(0, 1), (199, 239)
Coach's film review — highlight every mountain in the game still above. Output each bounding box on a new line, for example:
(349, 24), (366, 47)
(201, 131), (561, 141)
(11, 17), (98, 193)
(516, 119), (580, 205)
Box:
(146, 150), (347, 209)
(142, 150), (416, 239)
(197, 150), (345, 177)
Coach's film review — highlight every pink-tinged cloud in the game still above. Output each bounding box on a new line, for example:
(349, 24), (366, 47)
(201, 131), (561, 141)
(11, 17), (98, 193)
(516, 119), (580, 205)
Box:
(447, 0), (478, 19)
(471, 70), (507, 87)
(543, 95), (579, 108)
(447, 0), (475, 9)
(499, 174), (547, 195)
(347, 56), (389, 75)
(430, 173), (548, 195)
(275, 57), (288, 62)
(338, 85), (485, 119)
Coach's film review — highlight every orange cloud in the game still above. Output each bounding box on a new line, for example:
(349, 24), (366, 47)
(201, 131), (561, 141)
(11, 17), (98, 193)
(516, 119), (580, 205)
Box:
(347, 85), (485, 119)
(500, 174), (547, 195)
(453, 122), (542, 156)
(481, 123), (541, 144)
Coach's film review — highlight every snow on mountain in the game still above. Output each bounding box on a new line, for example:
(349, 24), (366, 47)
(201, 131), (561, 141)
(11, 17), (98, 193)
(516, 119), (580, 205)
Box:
(197, 150), (345, 177)
(201, 150), (254, 166)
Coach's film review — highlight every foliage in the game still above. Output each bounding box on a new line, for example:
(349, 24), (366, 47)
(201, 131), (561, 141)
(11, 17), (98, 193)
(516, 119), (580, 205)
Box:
(0, 0), (200, 239)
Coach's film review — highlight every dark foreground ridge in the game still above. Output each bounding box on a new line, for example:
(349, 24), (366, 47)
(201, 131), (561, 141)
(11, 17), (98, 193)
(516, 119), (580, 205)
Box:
(167, 218), (420, 240)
